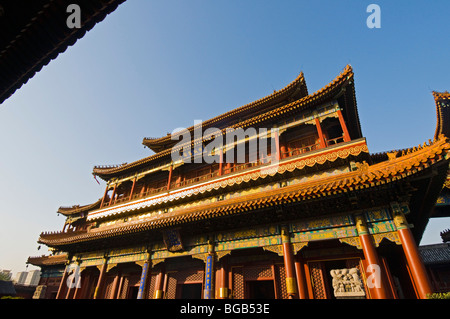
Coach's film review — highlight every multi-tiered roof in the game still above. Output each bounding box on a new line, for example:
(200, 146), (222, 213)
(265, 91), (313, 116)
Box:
(37, 66), (450, 253)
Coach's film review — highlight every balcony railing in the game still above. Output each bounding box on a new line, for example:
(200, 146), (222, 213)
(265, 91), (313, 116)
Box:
(101, 136), (346, 208)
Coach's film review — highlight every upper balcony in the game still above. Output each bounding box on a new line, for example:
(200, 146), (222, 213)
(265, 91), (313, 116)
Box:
(98, 105), (354, 211)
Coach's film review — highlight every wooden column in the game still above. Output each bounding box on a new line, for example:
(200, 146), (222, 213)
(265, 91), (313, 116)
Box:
(218, 257), (229, 299)
(117, 275), (125, 299)
(280, 135), (287, 159)
(273, 130), (281, 161)
(72, 264), (83, 299)
(314, 118), (327, 148)
(337, 109), (351, 142)
(281, 226), (298, 299)
(294, 255), (309, 299)
(167, 165), (173, 191)
(154, 264), (165, 299)
(224, 162), (231, 175)
(218, 149), (223, 176)
(109, 270), (121, 299)
(93, 258), (108, 299)
(56, 262), (70, 299)
(100, 185), (109, 208)
(355, 214), (390, 299)
(109, 184), (117, 206)
(140, 182), (146, 197)
(129, 177), (137, 201)
(392, 204), (433, 299)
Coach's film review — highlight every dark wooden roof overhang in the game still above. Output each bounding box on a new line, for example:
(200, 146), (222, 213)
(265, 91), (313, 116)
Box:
(27, 253), (68, 267)
(0, 0), (125, 105)
(57, 198), (101, 217)
(433, 91), (450, 140)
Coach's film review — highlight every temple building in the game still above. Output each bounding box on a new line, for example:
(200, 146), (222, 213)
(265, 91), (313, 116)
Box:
(30, 66), (450, 299)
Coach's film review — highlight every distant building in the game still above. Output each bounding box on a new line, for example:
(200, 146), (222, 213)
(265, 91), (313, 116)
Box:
(13, 272), (27, 285)
(13, 270), (41, 286)
(0, 281), (16, 298)
(24, 270), (41, 286)
(27, 254), (67, 299)
(0, 269), (12, 281)
(420, 243), (450, 293)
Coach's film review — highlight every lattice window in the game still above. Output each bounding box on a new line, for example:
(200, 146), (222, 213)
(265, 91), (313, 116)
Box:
(119, 276), (129, 299)
(244, 266), (272, 280)
(277, 265), (288, 299)
(103, 275), (116, 299)
(172, 269), (204, 282)
(145, 274), (157, 299)
(309, 262), (327, 299)
(232, 267), (244, 299)
(165, 275), (178, 299)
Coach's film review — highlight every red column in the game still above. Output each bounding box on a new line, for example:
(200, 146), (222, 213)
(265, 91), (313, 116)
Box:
(294, 255), (309, 299)
(280, 135), (287, 159)
(355, 215), (390, 299)
(218, 149), (223, 176)
(393, 207), (433, 299)
(93, 258), (108, 299)
(337, 109), (351, 142)
(140, 182), (146, 197)
(314, 118), (327, 148)
(56, 263), (69, 299)
(129, 177), (137, 201)
(100, 185), (109, 208)
(281, 227), (298, 299)
(154, 265), (165, 299)
(72, 267), (83, 299)
(167, 165), (173, 191)
(224, 163), (231, 175)
(109, 270), (121, 299)
(109, 184), (116, 206)
(273, 130), (281, 161)
(218, 257), (229, 299)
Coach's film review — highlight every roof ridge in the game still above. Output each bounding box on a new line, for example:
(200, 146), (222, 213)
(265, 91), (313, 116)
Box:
(93, 65), (355, 179)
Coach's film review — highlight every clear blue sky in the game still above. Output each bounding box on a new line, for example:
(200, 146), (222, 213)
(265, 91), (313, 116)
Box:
(1, 1), (449, 276)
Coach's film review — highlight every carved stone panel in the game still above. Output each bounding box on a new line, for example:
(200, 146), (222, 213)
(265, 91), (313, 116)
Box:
(330, 268), (365, 299)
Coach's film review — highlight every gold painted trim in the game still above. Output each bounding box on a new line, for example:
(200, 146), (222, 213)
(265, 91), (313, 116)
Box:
(154, 289), (164, 299)
(216, 250), (232, 260)
(151, 258), (165, 267)
(292, 242), (308, 255)
(106, 263), (117, 272)
(373, 232), (401, 247)
(219, 287), (229, 298)
(339, 237), (362, 249)
(286, 277), (298, 294)
(263, 245), (283, 256)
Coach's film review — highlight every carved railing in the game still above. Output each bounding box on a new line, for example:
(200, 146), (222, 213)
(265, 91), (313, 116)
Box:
(101, 138), (346, 209)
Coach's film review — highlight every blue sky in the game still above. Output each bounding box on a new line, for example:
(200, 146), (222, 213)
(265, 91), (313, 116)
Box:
(1, 1), (449, 275)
